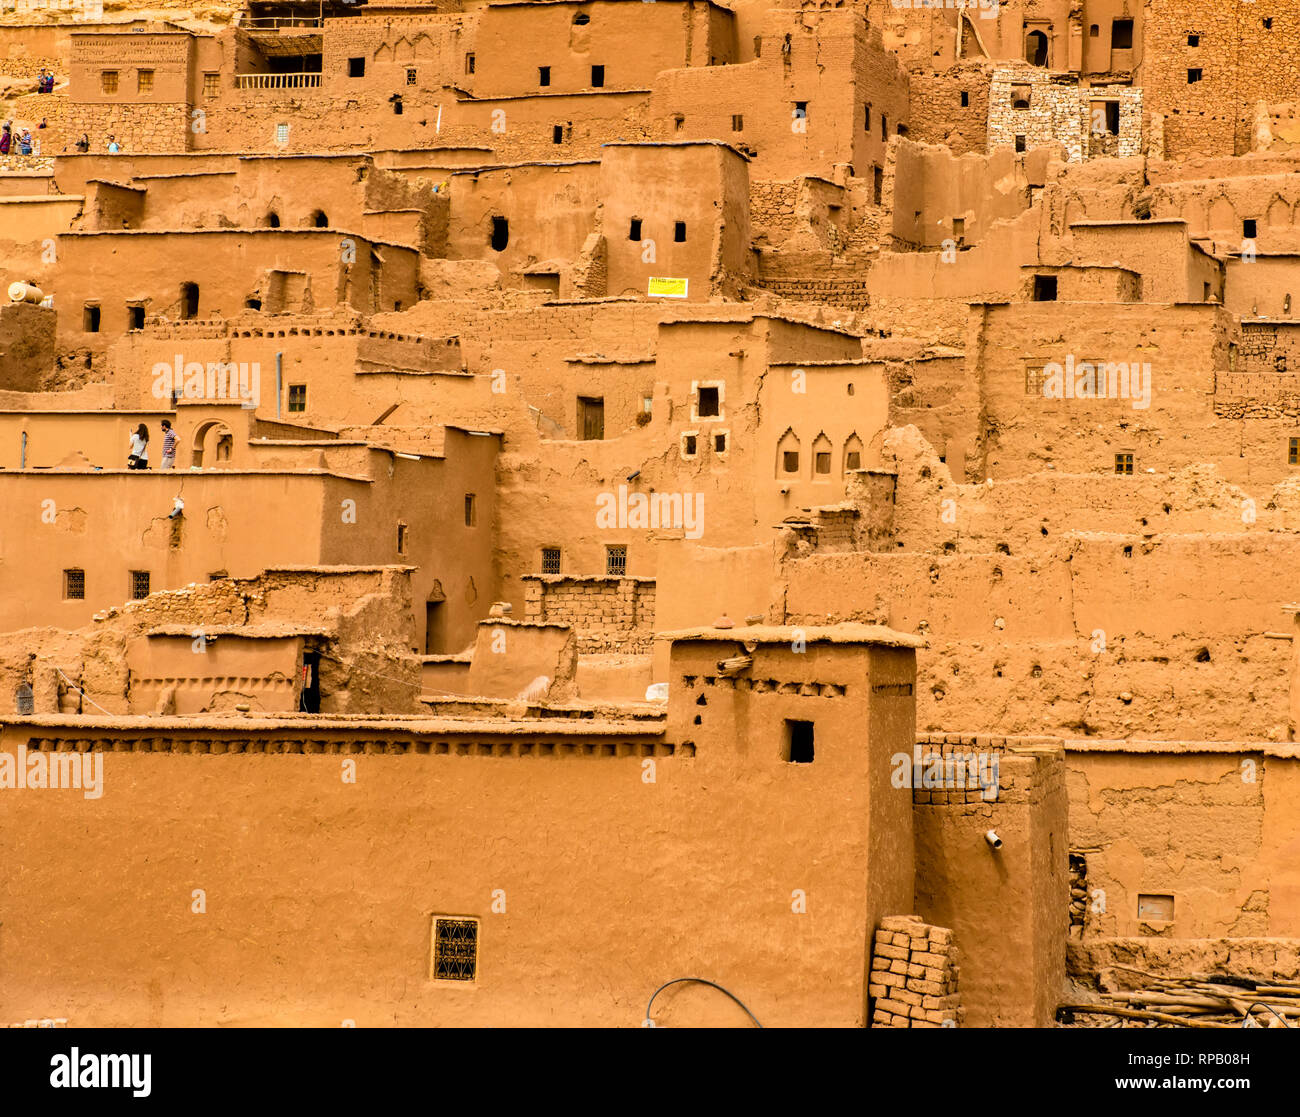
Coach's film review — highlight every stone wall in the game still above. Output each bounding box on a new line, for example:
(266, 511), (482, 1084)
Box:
(987, 66), (1142, 162)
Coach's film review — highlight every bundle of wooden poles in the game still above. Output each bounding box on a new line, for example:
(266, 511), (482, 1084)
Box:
(1062, 973), (1300, 1028)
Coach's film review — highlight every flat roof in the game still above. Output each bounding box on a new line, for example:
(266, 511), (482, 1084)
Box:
(656, 622), (923, 649)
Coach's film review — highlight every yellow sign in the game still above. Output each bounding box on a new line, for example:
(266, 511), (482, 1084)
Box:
(647, 276), (689, 298)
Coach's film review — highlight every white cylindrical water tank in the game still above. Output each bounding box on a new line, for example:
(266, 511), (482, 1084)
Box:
(8, 282), (44, 304)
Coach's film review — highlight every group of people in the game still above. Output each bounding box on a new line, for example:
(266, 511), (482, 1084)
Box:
(0, 122), (36, 156)
(127, 420), (179, 470)
(36, 69), (55, 93)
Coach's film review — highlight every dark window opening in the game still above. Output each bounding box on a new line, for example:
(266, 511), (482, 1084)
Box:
(573, 10), (590, 24)
(872, 166), (883, 205)
(490, 216), (509, 251)
(180, 282), (199, 320)
(431, 917), (478, 981)
(1104, 100), (1120, 134)
(1011, 84), (1031, 110)
(698, 386), (719, 417)
(605, 545), (627, 576)
(784, 719), (814, 763)
(127, 305), (144, 330)
(1263, 18), (1273, 30)
(552, 124), (564, 144)
(1244, 218), (1258, 238)
(1032, 274), (1058, 301)
(1187, 33), (1199, 46)
(266, 211), (280, 228)
(1188, 68), (1202, 83)
(1289, 437), (1298, 466)
(82, 304), (100, 332)
(313, 210), (328, 227)
(1090, 24), (1099, 37)
(960, 91), (969, 107)
(64, 569), (85, 599)
(464, 494), (477, 527)
(539, 65), (550, 86)
(864, 103), (871, 130)
(245, 297), (262, 311)
(391, 95), (403, 115)
(1014, 134), (1027, 153)
(348, 57), (365, 77)
(397, 522), (408, 554)
(1111, 19), (1133, 50)
(714, 433), (727, 453)
(590, 64), (604, 87)
(541, 547), (561, 574)
(683, 434), (697, 455)
(674, 221), (686, 242)
(628, 217), (642, 240)
(732, 113), (743, 132)
(1026, 30), (1048, 66)
(465, 53), (475, 75)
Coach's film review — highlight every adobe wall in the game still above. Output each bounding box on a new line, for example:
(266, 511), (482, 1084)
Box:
(522, 575), (655, 654)
(911, 739), (1068, 1026)
(0, 302), (57, 391)
(0, 631), (915, 1025)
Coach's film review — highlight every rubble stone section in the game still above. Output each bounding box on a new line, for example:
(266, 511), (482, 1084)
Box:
(869, 915), (962, 1029)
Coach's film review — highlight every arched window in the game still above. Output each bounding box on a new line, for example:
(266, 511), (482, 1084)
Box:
(490, 216), (509, 251)
(265, 211), (280, 228)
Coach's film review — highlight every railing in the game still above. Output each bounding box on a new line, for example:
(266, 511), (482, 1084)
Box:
(235, 73), (322, 90)
(243, 16), (323, 29)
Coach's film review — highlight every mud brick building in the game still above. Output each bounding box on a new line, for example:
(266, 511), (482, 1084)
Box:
(2, 0), (1300, 1030)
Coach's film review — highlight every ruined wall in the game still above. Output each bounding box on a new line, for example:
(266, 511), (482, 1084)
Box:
(522, 575), (656, 653)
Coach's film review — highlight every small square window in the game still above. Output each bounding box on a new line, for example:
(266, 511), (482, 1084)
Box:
(731, 114), (743, 132)
(1111, 19), (1133, 50)
(1014, 134), (1026, 153)
(464, 494), (477, 527)
(82, 304), (100, 333)
(714, 432), (727, 453)
(397, 522), (409, 554)
(628, 217), (642, 240)
(1187, 68), (1202, 83)
(1187, 34), (1199, 47)
(539, 66), (551, 87)
(430, 916), (478, 981)
(137, 69), (154, 94)
(845, 450), (861, 471)
(794, 100), (807, 118)
(541, 547), (562, 574)
(683, 433), (698, 456)
(1288, 438), (1298, 466)
(348, 57), (365, 77)
(203, 72), (219, 97)
(590, 64), (604, 87)
(784, 719), (814, 763)
(130, 570), (150, 599)
(674, 221), (686, 243)
(1263, 18), (1273, 30)
(1243, 218), (1257, 238)
(101, 70), (118, 94)
(64, 569), (85, 599)
(697, 385), (719, 417)
(465, 53), (475, 75)
(605, 545), (627, 576)
(815, 451), (831, 475)
(1115, 453), (1134, 475)
(1032, 275), (1057, 301)
(287, 384), (306, 412)
(782, 450), (799, 474)
(127, 305), (144, 330)
(406, 68), (417, 86)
